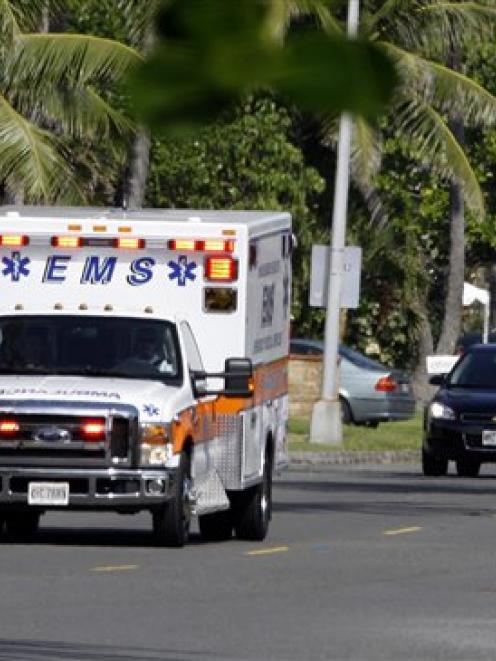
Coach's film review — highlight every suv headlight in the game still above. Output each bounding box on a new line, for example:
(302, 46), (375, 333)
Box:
(140, 423), (174, 466)
(429, 401), (455, 420)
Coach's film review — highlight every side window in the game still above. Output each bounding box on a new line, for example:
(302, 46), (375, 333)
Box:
(180, 322), (204, 373)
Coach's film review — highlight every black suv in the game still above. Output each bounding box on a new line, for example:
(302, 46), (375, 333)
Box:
(423, 344), (496, 476)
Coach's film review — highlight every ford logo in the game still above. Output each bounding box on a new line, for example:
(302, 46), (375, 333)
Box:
(34, 426), (72, 443)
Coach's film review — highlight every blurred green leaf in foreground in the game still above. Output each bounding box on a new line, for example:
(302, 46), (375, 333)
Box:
(130, 0), (397, 134)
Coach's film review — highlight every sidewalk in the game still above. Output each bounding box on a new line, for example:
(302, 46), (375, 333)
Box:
(289, 449), (419, 467)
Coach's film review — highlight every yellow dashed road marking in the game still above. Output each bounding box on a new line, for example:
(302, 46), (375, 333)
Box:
(90, 564), (139, 573)
(245, 546), (290, 556)
(383, 526), (423, 537)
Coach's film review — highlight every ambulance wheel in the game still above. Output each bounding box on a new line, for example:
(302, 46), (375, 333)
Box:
(199, 510), (233, 542)
(5, 511), (40, 540)
(152, 451), (191, 547)
(234, 452), (272, 541)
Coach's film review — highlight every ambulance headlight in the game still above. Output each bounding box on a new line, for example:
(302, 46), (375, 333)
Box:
(140, 423), (173, 466)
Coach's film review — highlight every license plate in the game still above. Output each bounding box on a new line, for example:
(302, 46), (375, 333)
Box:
(482, 430), (496, 447)
(28, 482), (69, 506)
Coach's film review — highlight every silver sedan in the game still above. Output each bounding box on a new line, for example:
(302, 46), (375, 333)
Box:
(290, 338), (416, 426)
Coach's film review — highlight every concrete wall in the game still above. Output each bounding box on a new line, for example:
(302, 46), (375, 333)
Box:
(288, 355), (322, 418)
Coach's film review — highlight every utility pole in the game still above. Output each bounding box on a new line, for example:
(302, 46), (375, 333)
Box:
(310, 0), (360, 444)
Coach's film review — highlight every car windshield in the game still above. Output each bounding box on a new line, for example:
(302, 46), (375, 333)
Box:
(0, 315), (182, 382)
(448, 350), (496, 388)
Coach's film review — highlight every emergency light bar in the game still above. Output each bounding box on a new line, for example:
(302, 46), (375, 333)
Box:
(0, 235), (29, 247)
(204, 257), (238, 282)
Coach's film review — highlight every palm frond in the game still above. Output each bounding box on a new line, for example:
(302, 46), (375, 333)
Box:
(116, 0), (159, 50)
(263, 0), (342, 44)
(12, 33), (142, 87)
(383, 42), (496, 127)
(0, 0), (23, 41)
(351, 116), (382, 188)
(367, 1), (496, 59)
(350, 116), (389, 227)
(393, 98), (484, 216)
(365, 0), (409, 33)
(0, 93), (82, 201)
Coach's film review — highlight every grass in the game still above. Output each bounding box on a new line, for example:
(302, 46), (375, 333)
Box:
(289, 412), (423, 452)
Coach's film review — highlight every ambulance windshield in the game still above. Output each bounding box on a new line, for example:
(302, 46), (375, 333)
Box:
(0, 315), (182, 382)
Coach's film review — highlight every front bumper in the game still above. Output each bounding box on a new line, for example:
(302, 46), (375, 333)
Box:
(424, 419), (496, 462)
(0, 466), (177, 510)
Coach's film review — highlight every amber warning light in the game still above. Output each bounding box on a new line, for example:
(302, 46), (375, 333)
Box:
(0, 235), (29, 247)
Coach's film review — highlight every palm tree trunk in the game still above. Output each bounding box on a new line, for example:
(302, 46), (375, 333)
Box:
(435, 42), (466, 355)
(435, 118), (465, 355)
(126, 128), (151, 208)
(412, 297), (435, 404)
(124, 21), (154, 209)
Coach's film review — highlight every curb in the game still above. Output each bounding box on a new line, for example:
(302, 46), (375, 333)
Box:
(289, 449), (419, 467)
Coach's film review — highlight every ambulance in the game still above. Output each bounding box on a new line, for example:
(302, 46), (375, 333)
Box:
(0, 206), (291, 546)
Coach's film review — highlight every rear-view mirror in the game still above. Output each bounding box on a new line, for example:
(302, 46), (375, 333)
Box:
(429, 374), (445, 386)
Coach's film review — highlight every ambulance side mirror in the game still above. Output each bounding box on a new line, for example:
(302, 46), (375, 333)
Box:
(224, 358), (254, 399)
(191, 358), (254, 399)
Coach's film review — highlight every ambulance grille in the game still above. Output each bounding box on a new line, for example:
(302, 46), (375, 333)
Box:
(0, 412), (131, 468)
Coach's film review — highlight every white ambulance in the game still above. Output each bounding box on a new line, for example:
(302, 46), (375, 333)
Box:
(0, 206), (291, 546)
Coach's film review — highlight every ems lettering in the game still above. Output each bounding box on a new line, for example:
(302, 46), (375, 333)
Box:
(81, 256), (117, 284)
(127, 257), (156, 286)
(43, 255), (71, 283)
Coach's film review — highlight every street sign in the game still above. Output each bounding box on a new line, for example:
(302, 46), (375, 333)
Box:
(309, 245), (362, 309)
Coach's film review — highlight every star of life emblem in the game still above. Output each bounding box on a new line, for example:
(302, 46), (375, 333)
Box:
(168, 255), (197, 287)
(2, 251), (30, 281)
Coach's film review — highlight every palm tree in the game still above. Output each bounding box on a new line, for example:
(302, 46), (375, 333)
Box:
(0, 1), (142, 203)
(268, 1), (496, 394)
(346, 1), (496, 396)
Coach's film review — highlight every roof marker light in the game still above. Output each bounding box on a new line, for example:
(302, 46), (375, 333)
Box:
(168, 239), (200, 252)
(68, 224), (82, 232)
(115, 237), (145, 249)
(204, 257), (238, 282)
(93, 225), (107, 232)
(204, 239), (235, 253)
(118, 226), (133, 233)
(52, 236), (82, 248)
(0, 235), (29, 247)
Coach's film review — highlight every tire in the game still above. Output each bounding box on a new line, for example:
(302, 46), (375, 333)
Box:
(456, 457), (481, 477)
(233, 451), (272, 541)
(340, 398), (352, 425)
(152, 451), (192, 547)
(199, 510), (233, 542)
(5, 511), (40, 540)
(422, 448), (448, 476)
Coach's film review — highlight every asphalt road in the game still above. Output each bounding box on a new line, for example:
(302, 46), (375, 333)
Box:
(3, 463), (496, 660)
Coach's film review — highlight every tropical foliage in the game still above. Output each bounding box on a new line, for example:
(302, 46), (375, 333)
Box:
(3, 0), (496, 400)
(0, 0), (141, 202)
